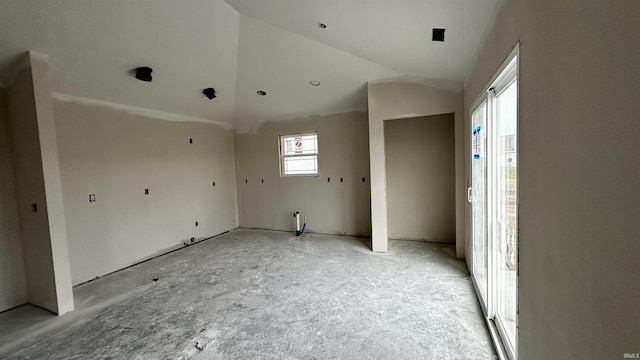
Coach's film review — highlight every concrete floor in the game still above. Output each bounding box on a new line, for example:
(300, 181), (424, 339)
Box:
(0, 229), (496, 359)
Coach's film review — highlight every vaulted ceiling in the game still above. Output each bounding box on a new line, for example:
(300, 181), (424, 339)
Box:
(0, 0), (499, 131)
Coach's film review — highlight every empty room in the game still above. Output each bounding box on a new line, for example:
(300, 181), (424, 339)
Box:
(0, 1), (638, 359)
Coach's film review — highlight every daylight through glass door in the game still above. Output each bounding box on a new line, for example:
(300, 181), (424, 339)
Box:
(469, 48), (518, 360)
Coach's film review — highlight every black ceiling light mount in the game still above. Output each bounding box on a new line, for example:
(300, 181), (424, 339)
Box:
(134, 66), (153, 82)
(432, 28), (446, 42)
(257, 90), (267, 96)
(318, 23), (327, 29)
(203, 88), (217, 99)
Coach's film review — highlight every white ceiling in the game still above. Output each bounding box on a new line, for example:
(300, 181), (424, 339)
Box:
(233, 15), (401, 131)
(226, 0), (499, 81)
(0, 0), (499, 130)
(0, 0), (240, 123)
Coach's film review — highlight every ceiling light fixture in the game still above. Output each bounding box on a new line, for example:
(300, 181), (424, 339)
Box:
(134, 67), (153, 82)
(257, 90), (267, 96)
(309, 80), (320, 86)
(318, 23), (327, 29)
(203, 88), (216, 99)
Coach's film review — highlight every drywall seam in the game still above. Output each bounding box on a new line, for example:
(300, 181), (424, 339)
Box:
(52, 93), (233, 131)
(235, 110), (369, 135)
(368, 75), (463, 93)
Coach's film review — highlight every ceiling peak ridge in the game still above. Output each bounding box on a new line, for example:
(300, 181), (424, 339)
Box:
(236, 13), (405, 76)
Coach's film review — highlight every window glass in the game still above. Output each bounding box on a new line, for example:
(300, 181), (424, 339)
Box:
(280, 133), (318, 176)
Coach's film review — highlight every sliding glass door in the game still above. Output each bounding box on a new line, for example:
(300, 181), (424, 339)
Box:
(470, 102), (488, 311)
(494, 76), (518, 355)
(470, 48), (518, 359)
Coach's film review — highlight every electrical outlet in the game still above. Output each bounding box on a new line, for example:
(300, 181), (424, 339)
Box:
(89, 194), (96, 202)
(189, 138), (193, 144)
(212, 181), (216, 187)
(195, 221), (198, 227)
(145, 188), (149, 195)
(31, 203), (37, 213)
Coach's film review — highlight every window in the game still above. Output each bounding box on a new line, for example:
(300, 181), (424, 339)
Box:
(279, 132), (318, 176)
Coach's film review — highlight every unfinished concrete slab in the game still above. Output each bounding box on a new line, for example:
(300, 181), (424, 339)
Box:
(0, 229), (495, 359)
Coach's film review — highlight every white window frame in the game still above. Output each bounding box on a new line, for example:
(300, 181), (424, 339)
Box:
(279, 132), (319, 177)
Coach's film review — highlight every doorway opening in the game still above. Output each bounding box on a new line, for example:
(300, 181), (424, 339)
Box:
(385, 114), (456, 245)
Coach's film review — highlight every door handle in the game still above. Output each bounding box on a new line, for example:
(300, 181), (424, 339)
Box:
(468, 187), (480, 203)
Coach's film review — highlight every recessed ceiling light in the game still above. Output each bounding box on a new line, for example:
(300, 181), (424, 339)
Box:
(432, 28), (445, 42)
(257, 90), (267, 96)
(309, 80), (321, 86)
(318, 23), (327, 29)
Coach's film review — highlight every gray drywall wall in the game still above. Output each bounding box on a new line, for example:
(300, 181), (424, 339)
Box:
(235, 112), (371, 236)
(368, 81), (464, 255)
(385, 114), (455, 243)
(29, 52), (74, 315)
(0, 87), (28, 312)
(53, 98), (238, 285)
(7, 66), (59, 313)
(464, 1), (640, 358)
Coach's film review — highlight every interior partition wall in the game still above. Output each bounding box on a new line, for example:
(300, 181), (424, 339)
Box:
(469, 45), (519, 360)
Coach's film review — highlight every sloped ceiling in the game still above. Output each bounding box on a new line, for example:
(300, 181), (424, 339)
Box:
(226, 0), (499, 81)
(0, 0), (240, 124)
(234, 16), (401, 132)
(0, 0), (499, 130)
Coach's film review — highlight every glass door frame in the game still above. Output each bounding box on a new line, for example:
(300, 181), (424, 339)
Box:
(469, 96), (492, 318)
(469, 43), (519, 360)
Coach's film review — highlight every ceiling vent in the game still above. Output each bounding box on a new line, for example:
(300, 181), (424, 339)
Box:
(432, 28), (445, 42)
(203, 88), (216, 99)
(134, 67), (153, 82)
